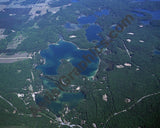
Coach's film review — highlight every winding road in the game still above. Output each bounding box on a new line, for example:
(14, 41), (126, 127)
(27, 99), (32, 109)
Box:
(104, 91), (160, 127)
(0, 95), (17, 110)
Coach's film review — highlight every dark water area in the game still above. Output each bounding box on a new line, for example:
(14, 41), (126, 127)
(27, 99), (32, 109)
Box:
(78, 15), (97, 24)
(131, 11), (145, 17)
(42, 78), (57, 89)
(154, 50), (160, 55)
(135, 9), (160, 20)
(132, 8), (160, 25)
(77, 9), (109, 25)
(35, 92), (84, 114)
(140, 20), (150, 25)
(76, 9), (109, 42)
(131, 0), (160, 2)
(94, 9), (109, 16)
(37, 40), (99, 76)
(85, 24), (102, 42)
(0, 2), (10, 5)
(150, 0), (160, 1)
(71, 0), (79, 3)
(38, 9), (108, 110)
(131, 0), (145, 2)
(35, 95), (62, 114)
(59, 92), (84, 107)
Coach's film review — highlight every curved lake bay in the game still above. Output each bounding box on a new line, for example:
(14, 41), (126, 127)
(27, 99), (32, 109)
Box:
(37, 40), (99, 76)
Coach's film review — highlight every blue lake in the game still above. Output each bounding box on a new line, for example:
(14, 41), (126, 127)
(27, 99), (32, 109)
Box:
(131, 0), (160, 2)
(85, 24), (102, 42)
(71, 0), (79, 2)
(77, 9), (109, 25)
(36, 9), (110, 110)
(150, 0), (160, 1)
(94, 9), (109, 16)
(131, 11), (150, 25)
(131, 0), (145, 2)
(36, 92), (84, 114)
(37, 40), (99, 76)
(131, 11), (145, 17)
(154, 50), (160, 55)
(140, 20), (150, 25)
(132, 8), (160, 25)
(76, 9), (109, 42)
(77, 15), (97, 24)
(135, 9), (160, 20)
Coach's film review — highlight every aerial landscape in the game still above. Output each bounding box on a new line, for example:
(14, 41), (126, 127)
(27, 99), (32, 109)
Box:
(0, 0), (160, 127)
